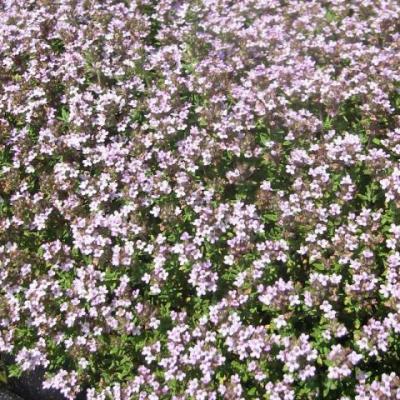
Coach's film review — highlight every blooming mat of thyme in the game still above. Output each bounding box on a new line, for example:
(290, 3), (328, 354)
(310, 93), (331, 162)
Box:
(1, 1), (400, 399)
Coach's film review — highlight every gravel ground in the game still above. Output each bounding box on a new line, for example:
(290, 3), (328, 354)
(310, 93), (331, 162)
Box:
(0, 388), (23, 400)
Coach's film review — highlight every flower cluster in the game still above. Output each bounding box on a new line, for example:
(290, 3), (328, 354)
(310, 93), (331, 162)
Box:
(1, 0), (400, 399)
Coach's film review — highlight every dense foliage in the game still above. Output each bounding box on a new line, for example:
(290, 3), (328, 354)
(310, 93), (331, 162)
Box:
(1, 0), (400, 399)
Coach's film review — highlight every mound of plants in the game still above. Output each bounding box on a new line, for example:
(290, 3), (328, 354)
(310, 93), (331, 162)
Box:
(1, 0), (400, 399)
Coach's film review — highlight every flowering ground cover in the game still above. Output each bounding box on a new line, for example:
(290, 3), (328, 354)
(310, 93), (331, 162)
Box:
(1, 0), (400, 399)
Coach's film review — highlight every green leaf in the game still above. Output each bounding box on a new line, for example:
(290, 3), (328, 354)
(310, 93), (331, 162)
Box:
(7, 364), (23, 379)
(262, 212), (278, 223)
(323, 379), (338, 397)
(57, 107), (70, 123)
